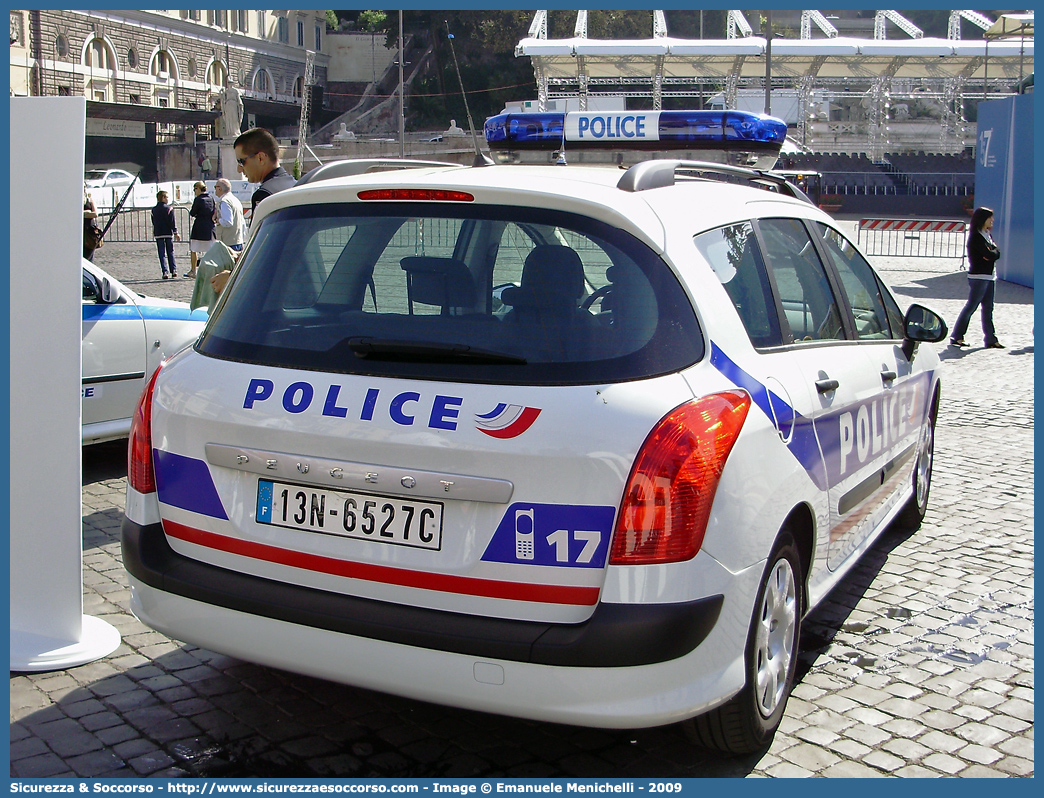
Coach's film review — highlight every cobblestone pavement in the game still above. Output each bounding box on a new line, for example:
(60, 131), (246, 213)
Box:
(11, 231), (1033, 778)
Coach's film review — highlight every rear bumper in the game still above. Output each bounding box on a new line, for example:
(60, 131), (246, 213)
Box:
(122, 517), (721, 668)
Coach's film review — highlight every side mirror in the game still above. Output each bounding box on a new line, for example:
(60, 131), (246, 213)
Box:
(901, 304), (948, 360)
(99, 277), (120, 305)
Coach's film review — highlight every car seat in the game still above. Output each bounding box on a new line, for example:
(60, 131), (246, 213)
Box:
(400, 256), (477, 316)
(500, 245), (598, 360)
(500, 245), (586, 321)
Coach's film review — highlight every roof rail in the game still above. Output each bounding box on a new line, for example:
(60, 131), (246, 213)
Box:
(296, 159), (461, 186)
(617, 159), (814, 204)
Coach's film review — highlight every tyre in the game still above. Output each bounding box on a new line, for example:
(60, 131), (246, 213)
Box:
(897, 397), (937, 531)
(683, 531), (804, 754)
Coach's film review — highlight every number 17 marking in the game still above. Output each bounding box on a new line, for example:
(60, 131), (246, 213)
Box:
(546, 529), (601, 564)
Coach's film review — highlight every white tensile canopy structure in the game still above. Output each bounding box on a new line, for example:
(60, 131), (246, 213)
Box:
(515, 10), (1034, 156)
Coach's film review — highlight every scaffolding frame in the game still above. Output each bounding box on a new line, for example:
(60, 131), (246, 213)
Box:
(517, 10), (1033, 154)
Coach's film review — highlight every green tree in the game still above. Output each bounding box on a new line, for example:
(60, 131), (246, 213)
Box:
(325, 9), (752, 128)
(325, 10), (338, 30)
(391, 11), (534, 128)
(358, 10), (387, 33)
(357, 11), (389, 88)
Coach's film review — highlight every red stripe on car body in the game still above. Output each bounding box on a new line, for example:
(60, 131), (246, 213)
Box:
(161, 520), (600, 606)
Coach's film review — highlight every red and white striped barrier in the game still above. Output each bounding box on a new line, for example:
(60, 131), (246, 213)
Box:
(859, 218), (966, 233)
(856, 218), (968, 264)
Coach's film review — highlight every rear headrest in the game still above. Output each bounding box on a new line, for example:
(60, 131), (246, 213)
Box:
(522, 245), (585, 300)
(500, 245), (586, 314)
(400, 256), (475, 314)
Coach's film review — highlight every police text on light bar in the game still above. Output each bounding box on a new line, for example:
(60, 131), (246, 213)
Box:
(484, 110), (788, 151)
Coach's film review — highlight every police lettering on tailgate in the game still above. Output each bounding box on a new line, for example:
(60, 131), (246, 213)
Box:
(481, 503), (615, 568)
(242, 378), (540, 438)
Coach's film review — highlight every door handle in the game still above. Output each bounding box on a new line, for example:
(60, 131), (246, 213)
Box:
(815, 378), (839, 394)
(881, 370), (897, 384)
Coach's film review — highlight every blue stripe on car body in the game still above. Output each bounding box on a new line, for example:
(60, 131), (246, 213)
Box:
(140, 306), (209, 322)
(83, 304), (206, 322)
(709, 342), (828, 490)
(82, 304), (142, 322)
(708, 342), (932, 493)
(154, 450), (228, 520)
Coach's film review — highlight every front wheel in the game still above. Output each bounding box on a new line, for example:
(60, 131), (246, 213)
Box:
(897, 398), (937, 530)
(684, 531), (804, 754)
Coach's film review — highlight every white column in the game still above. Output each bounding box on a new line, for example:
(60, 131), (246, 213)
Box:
(10, 97), (121, 670)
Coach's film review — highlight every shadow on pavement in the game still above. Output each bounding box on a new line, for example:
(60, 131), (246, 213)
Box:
(12, 646), (763, 778)
(939, 343), (1034, 362)
(83, 440), (129, 484)
(796, 522), (917, 681)
(81, 441), (131, 556)
(895, 272), (1035, 306)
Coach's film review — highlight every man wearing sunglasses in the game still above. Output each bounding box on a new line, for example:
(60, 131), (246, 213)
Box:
(233, 127), (296, 218)
(212, 128), (298, 296)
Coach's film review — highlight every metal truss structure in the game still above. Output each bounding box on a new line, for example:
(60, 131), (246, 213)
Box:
(516, 9), (1034, 156)
(296, 49), (316, 169)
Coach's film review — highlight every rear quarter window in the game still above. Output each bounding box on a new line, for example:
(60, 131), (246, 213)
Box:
(693, 222), (783, 348)
(199, 203), (703, 385)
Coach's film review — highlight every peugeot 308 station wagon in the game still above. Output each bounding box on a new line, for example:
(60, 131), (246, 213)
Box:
(123, 110), (947, 753)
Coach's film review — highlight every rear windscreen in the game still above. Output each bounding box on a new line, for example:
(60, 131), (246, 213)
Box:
(198, 203), (702, 385)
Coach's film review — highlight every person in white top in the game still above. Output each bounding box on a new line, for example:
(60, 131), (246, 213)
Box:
(950, 206), (1003, 349)
(212, 178), (246, 251)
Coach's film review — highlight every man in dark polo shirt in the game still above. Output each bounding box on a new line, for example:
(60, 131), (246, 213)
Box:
(234, 127), (297, 218)
(211, 127), (297, 295)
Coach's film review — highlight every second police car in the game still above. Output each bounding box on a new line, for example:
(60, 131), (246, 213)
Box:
(82, 259), (207, 445)
(122, 109), (947, 753)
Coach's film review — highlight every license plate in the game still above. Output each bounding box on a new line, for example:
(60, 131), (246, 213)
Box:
(256, 479), (443, 551)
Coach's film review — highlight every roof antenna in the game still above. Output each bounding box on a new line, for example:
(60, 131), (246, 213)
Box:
(445, 20), (494, 167)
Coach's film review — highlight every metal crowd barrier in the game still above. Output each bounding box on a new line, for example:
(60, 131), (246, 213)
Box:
(100, 207), (192, 244)
(101, 210), (619, 253)
(856, 218), (967, 266)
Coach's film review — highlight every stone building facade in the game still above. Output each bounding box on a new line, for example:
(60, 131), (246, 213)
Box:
(11, 9), (329, 140)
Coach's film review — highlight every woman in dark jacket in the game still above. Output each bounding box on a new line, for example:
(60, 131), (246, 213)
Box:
(950, 206), (1003, 349)
(187, 181), (217, 278)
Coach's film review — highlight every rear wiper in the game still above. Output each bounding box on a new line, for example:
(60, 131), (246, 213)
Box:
(346, 338), (527, 365)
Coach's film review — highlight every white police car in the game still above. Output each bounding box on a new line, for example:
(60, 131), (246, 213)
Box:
(82, 259), (207, 445)
(122, 110), (946, 753)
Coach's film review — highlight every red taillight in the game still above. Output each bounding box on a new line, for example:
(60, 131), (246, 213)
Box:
(610, 391), (751, 566)
(357, 188), (474, 202)
(128, 364), (163, 494)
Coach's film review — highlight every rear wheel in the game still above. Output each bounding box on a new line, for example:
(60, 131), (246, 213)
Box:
(897, 398), (937, 530)
(684, 531), (804, 754)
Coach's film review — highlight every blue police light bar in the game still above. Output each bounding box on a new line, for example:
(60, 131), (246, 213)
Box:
(484, 110), (788, 152)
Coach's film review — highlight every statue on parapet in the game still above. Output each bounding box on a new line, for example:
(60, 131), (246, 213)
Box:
(219, 83), (244, 140)
(333, 122), (356, 141)
(445, 119), (465, 137)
